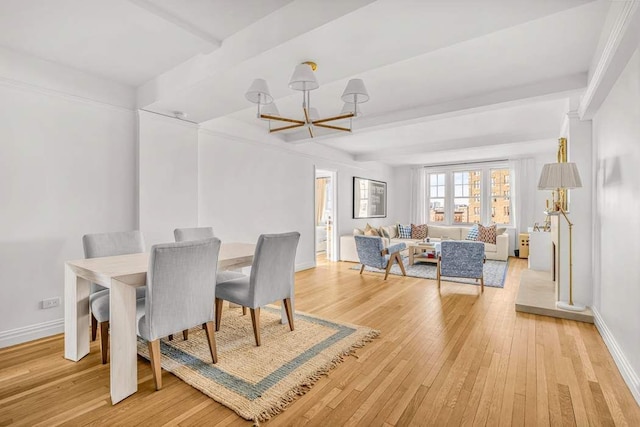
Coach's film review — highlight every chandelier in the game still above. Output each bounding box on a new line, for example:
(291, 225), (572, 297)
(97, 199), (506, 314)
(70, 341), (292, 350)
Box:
(245, 61), (369, 139)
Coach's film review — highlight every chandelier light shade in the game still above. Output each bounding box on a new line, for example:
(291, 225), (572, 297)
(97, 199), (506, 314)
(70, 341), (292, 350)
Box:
(341, 102), (363, 116)
(245, 61), (369, 138)
(341, 79), (370, 103)
(537, 162), (583, 190)
(245, 78), (273, 105)
(260, 102), (280, 118)
(288, 63), (319, 91)
(308, 107), (320, 121)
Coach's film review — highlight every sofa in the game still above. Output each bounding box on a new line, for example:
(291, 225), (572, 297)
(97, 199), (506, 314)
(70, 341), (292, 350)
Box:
(340, 224), (509, 262)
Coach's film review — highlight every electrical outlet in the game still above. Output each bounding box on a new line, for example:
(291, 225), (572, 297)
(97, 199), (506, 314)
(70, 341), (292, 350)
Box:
(42, 297), (60, 309)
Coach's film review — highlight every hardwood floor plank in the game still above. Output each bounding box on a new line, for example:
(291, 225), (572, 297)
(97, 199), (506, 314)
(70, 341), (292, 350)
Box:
(1, 258), (639, 426)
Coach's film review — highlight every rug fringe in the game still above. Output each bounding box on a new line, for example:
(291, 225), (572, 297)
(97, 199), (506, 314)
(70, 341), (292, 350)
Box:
(251, 329), (380, 423)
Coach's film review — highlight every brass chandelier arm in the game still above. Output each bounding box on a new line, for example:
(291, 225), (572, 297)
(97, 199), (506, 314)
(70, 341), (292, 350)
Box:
(303, 107), (311, 124)
(312, 113), (354, 125)
(308, 127), (314, 138)
(314, 123), (352, 132)
(260, 114), (305, 124)
(269, 123), (305, 133)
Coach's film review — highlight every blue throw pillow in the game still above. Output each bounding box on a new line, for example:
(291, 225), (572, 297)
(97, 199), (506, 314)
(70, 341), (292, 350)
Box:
(466, 225), (479, 241)
(398, 224), (412, 239)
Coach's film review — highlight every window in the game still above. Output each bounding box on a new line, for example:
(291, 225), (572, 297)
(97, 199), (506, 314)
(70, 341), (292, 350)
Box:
(453, 171), (481, 223)
(428, 173), (445, 222)
(490, 168), (511, 224)
(423, 163), (512, 226)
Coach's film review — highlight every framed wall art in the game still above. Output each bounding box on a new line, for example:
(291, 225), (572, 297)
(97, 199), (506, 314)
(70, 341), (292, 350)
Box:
(353, 177), (387, 219)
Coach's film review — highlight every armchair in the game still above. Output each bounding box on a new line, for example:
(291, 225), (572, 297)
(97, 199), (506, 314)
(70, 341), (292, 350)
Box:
(437, 241), (485, 292)
(354, 235), (407, 280)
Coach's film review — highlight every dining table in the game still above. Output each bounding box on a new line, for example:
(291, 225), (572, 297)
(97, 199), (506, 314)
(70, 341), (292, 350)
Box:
(63, 242), (291, 404)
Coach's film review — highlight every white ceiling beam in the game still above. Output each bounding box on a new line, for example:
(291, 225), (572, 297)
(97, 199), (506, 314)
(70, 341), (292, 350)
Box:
(382, 139), (558, 167)
(354, 131), (557, 163)
(284, 73), (587, 143)
(137, 0), (377, 108)
(127, 0), (221, 52)
(579, 0), (640, 120)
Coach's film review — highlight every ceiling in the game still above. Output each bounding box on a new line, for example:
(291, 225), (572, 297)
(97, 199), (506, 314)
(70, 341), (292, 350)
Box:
(0, 0), (610, 166)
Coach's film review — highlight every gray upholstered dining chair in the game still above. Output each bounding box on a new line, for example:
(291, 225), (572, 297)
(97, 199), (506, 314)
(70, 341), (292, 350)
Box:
(174, 227), (214, 242)
(83, 231), (146, 364)
(174, 226), (247, 320)
(137, 238), (221, 391)
(354, 235), (407, 280)
(437, 240), (485, 292)
(215, 231), (300, 346)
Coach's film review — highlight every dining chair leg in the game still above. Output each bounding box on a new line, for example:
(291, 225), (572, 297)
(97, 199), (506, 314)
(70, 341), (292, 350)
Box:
(91, 314), (98, 341)
(250, 308), (261, 346)
(283, 298), (294, 331)
(182, 329), (188, 340)
(148, 339), (162, 390)
(359, 264), (365, 274)
(203, 321), (218, 364)
(242, 307), (247, 316)
(480, 276), (484, 293)
(437, 263), (441, 290)
(99, 321), (109, 364)
(215, 298), (223, 331)
(396, 253), (407, 276)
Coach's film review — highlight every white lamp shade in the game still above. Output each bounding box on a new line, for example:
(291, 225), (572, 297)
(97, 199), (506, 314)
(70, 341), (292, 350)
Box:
(261, 102), (280, 117)
(288, 63), (319, 91)
(245, 79), (273, 105)
(308, 107), (320, 120)
(340, 102), (362, 116)
(341, 78), (369, 103)
(538, 162), (583, 190)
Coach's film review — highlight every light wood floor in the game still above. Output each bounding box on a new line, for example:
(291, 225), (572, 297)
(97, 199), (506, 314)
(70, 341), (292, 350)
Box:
(1, 258), (639, 426)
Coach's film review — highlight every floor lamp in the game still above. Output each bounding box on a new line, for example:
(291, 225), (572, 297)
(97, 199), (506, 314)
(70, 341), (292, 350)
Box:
(537, 162), (585, 312)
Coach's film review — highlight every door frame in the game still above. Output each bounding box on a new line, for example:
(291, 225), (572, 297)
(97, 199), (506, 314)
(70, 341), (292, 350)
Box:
(314, 167), (338, 262)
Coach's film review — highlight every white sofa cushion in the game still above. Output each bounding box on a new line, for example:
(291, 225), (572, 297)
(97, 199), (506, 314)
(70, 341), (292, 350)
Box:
(428, 225), (464, 240)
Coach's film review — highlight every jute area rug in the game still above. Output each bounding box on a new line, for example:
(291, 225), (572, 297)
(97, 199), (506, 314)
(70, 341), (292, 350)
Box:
(352, 257), (509, 288)
(137, 306), (379, 423)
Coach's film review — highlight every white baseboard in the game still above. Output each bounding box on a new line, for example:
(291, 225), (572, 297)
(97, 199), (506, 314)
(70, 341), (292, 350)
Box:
(295, 261), (316, 272)
(592, 307), (640, 405)
(0, 318), (64, 349)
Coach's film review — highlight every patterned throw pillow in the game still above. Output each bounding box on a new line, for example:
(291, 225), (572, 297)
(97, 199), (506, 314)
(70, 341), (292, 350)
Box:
(398, 224), (412, 239)
(364, 223), (380, 237)
(378, 226), (390, 239)
(411, 224), (428, 239)
(466, 225), (479, 241)
(477, 224), (497, 244)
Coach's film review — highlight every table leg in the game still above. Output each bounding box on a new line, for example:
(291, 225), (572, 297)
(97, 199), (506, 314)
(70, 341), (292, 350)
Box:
(64, 264), (90, 361)
(109, 278), (138, 404)
(409, 247), (415, 265)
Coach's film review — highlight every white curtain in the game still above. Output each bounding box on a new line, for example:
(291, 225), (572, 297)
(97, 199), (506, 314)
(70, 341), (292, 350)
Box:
(409, 167), (427, 224)
(509, 158), (537, 234)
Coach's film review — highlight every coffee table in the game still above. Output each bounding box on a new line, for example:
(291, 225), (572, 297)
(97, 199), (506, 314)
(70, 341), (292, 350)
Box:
(409, 242), (440, 265)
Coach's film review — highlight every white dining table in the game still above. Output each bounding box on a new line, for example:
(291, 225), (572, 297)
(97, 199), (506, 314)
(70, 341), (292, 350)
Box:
(63, 242), (291, 404)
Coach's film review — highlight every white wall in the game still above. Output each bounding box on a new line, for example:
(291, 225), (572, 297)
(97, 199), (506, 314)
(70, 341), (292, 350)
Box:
(0, 54), (136, 347)
(197, 129), (399, 270)
(592, 47), (640, 403)
(138, 111), (199, 247)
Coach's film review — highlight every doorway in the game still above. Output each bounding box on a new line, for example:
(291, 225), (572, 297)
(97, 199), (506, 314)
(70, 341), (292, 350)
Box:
(315, 169), (337, 262)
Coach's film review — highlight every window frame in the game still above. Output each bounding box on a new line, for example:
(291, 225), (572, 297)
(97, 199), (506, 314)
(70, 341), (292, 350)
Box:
(423, 162), (512, 226)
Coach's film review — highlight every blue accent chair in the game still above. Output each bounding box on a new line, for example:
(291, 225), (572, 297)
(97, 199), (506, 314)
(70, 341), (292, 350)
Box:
(354, 235), (407, 280)
(437, 240), (485, 292)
